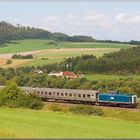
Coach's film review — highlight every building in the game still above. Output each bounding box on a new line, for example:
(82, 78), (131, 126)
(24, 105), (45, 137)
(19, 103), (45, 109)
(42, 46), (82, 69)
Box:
(48, 71), (84, 79)
(48, 71), (63, 77)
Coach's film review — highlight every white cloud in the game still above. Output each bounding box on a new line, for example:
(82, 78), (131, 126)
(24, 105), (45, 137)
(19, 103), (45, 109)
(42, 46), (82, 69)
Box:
(115, 12), (140, 24)
(84, 11), (112, 28)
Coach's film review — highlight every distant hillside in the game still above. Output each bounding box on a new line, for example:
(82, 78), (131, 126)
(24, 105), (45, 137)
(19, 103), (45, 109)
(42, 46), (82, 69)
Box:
(46, 46), (140, 74)
(0, 21), (95, 44)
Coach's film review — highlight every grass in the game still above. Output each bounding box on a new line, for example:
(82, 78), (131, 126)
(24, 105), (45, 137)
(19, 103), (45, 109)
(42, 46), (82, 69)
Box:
(0, 39), (133, 54)
(0, 107), (140, 138)
(85, 74), (140, 81)
(0, 39), (134, 68)
(23, 58), (63, 67)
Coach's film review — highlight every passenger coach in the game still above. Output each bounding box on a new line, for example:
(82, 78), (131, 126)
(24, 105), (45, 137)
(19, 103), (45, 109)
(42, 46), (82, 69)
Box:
(21, 86), (99, 104)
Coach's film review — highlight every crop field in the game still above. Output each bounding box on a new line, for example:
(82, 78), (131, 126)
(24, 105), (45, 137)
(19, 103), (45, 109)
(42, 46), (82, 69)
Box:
(85, 74), (140, 81)
(24, 48), (119, 67)
(0, 48), (120, 68)
(0, 39), (133, 54)
(0, 39), (134, 68)
(0, 107), (140, 138)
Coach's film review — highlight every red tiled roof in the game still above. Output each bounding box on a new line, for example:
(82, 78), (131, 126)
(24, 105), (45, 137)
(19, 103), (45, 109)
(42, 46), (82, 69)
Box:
(63, 71), (74, 76)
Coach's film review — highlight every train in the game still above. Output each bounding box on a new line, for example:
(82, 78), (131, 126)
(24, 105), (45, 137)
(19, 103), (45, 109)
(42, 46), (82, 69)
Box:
(0, 86), (138, 108)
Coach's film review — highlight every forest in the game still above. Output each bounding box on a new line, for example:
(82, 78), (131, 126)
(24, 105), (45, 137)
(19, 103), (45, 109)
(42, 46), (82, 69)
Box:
(0, 21), (95, 44)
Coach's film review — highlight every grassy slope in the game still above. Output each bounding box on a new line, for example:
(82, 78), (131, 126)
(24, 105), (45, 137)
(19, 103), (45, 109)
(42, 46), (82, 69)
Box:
(0, 39), (132, 54)
(85, 74), (140, 81)
(0, 107), (140, 138)
(0, 39), (135, 68)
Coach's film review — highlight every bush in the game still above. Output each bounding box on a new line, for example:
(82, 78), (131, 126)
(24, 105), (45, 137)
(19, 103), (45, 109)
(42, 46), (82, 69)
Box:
(6, 60), (12, 65)
(12, 54), (33, 59)
(0, 83), (43, 110)
(49, 104), (63, 112)
(69, 105), (104, 116)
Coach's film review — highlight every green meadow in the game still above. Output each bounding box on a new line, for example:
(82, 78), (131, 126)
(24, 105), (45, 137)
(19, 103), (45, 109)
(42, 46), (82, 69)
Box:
(85, 74), (140, 81)
(0, 39), (133, 54)
(0, 39), (134, 68)
(0, 107), (140, 138)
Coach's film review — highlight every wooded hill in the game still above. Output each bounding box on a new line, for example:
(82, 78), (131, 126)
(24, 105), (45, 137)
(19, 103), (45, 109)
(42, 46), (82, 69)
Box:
(44, 46), (140, 74)
(0, 21), (95, 44)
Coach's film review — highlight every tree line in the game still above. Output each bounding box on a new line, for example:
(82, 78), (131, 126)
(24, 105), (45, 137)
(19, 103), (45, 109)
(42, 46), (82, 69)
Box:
(12, 54), (33, 59)
(1, 21), (140, 45)
(0, 21), (95, 44)
(49, 46), (140, 74)
(0, 67), (140, 97)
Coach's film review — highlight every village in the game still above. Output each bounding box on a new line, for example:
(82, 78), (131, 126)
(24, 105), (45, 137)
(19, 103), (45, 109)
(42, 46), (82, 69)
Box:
(34, 69), (84, 79)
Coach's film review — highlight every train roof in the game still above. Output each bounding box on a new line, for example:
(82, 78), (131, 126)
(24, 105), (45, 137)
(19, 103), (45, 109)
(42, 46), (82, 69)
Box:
(99, 93), (135, 97)
(21, 86), (99, 94)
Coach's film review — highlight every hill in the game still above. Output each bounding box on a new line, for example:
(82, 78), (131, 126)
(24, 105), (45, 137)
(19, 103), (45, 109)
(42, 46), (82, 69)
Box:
(0, 21), (95, 44)
(52, 46), (140, 74)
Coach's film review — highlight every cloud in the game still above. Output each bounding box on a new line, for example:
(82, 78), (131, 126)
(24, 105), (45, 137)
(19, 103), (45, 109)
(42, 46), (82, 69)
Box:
(115, 12), (140, 24)
(11, 10), (140, 41)
(84, 11), (112, 28)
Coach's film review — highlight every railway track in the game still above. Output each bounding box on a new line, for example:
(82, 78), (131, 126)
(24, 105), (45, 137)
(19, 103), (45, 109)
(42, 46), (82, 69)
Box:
(43, 100), (139, 111)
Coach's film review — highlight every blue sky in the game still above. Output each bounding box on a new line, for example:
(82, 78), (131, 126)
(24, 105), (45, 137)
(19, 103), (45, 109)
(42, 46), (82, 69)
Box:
(0, 1), (140, 41)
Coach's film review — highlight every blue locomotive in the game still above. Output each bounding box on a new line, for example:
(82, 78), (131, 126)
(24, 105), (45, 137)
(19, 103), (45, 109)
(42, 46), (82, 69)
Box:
(98, 91), (138, 108)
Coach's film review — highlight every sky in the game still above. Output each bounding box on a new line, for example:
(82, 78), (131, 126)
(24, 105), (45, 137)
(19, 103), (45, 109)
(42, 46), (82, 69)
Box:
(0, 0), (140, 41)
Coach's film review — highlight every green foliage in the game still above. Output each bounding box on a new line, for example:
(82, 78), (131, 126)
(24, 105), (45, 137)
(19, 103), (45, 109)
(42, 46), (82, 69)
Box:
(12, 54), (33, 59)
(0, 74), (6, 85)
(0, 21), (95, 45)
(58, 47), (140, 74)
(6, 60), (12, 65)
(0, 83), (43, 109)
(68, 35), (95, 42)
(49, 104), (63, 112)
(0, 68), (15, 80)
(46, 41), (57, 46)
(69, 105), (104, 116)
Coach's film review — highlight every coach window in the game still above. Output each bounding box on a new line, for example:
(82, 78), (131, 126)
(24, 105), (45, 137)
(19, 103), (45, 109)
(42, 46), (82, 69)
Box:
(49, 92), (51, 96)
(91, 94), (94, 98)
(74, 93), (76, 97)
(78, 94), (81, 98)
(87, 94), (90, 98)
(61, 93), (63, 96)
(57, 92), (59, 96)
(65, 93), (68, 96)
(37, 91), (40, 94)
(83, 94), (86, 98)
(41, 91), (44, 95)
(69, 93), (72, 97)
(45, 92), (47, 95)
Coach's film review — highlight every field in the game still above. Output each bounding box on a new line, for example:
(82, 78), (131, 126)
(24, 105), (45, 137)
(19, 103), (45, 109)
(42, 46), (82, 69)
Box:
(0, 107), (140, 138)
(85, 74), (140, 81)
(0, 39), (133, 54)
(0, 39), (133, 68)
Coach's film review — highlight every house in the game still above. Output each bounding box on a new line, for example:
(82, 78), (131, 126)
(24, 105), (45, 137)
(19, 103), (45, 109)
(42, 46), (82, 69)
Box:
(48, 71), (63, 77)
(48, 71), (84, 79)
(62, 71), (75, 78)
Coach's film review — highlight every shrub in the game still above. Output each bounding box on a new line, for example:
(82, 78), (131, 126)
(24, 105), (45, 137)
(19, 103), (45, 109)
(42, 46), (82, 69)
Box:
(12, 54), (33, 59)
(69, 105), (104, 116)
(6, 60), (12, 65)
(0, 83), (43, 110)
(49, 104), (63, 112)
